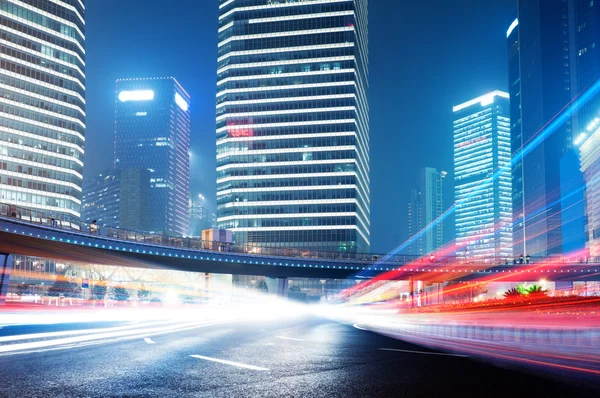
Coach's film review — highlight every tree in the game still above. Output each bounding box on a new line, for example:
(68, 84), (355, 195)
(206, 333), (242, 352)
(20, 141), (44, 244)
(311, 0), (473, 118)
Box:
(92, 281), (107, 301)
(47, 278), (78, 297)
(138, 284), (151, 302)
(516, 284), (529, 295)
(256, 280), (268, 292)
(16, 283), (28, 296)
(527, 285), (547, 297)
(112, 285), (130, 302)
(504, 287), (522, 299)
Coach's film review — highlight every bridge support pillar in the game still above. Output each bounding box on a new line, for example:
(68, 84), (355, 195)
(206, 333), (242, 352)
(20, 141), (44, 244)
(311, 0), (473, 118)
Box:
(0, 254), (14, 305)
(266, 277), (288, 297)
(409, 276), (414, 308)
(204, 272), (210, 303)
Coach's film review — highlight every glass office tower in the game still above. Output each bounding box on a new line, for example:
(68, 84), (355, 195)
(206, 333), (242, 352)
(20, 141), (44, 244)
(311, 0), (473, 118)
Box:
(509, 0), (586, 256)
(453, 91), (513, 261)
(216, 0), (370, 253)
(0, 0), (86, 221)
(115, 77), (190, 236)
(82, 168), (151, 230)
(81, 170), (120, 228)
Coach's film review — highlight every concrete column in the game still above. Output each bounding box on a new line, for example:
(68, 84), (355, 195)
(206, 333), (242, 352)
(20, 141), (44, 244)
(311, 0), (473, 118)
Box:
(204, 272), (210, 303)
(0, 254), (14, 305)
(266, 277), (288, 297)
(409, 276), (414, 308)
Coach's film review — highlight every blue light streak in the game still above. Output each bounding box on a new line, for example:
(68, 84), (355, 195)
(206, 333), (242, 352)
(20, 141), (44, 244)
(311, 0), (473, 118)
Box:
(358, 78), (600, 276)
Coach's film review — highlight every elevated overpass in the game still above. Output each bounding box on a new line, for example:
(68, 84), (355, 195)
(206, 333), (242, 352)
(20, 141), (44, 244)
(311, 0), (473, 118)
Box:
(0, 203), (599, 301)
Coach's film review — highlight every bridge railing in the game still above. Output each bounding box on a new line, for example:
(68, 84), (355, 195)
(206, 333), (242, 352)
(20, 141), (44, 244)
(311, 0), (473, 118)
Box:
(1, 203), (599, 266)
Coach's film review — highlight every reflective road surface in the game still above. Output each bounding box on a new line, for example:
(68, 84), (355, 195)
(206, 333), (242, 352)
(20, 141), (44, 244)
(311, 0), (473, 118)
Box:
(0, 314), (597, 398)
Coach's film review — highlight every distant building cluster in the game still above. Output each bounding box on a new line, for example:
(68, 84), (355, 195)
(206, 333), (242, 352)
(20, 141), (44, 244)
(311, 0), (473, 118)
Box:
(405, 0), (600, 262)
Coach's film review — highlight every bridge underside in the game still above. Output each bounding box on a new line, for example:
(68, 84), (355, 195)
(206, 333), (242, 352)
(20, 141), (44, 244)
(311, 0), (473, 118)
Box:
(1, 219), (600, 283)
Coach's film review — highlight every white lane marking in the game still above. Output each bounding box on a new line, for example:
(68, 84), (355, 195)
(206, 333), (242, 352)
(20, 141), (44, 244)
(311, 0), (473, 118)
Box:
(275, 335), (303, 341)
(379, 348), (469, 358)
(353, 324), (369, 331)
(190, 355), (269, 371)
(0, 320), (237, 354)
(0, 320), (239, 357)
(143, 338), (155, 344)
(0, 320), (175, 343)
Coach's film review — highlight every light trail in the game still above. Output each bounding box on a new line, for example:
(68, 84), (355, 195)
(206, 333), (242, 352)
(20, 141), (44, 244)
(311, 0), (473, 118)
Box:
(378, 347), (469, 358)
(275, 335), (303, 341)
(190, 355), (270, 371)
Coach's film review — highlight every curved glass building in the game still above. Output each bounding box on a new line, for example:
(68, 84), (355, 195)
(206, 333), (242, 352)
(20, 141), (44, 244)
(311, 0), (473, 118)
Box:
(216, 0), (370, 253)
(0, 0), (86, 222)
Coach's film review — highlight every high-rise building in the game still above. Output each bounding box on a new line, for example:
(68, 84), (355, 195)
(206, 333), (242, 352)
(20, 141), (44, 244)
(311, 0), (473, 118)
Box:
(189, 194), (216, 237)
(509, 1), (587, 256)
(453, 91), (513, 261)
(81, 168), (150, 230)
(507, 15), (525, 260)
(570, 0), (600, 256)
(407, 167), (446, 256)
(115, 77), (190, 236)
(81, 170), (120, 228)
(0, 0), (86, 222)
(119, 168), (151, 231)
(216, 0), (370, 253)
(579, 123), (600, 256)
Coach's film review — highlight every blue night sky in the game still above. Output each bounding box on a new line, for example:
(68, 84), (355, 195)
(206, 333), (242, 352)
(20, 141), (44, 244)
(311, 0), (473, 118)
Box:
(85, 0), (516, 254)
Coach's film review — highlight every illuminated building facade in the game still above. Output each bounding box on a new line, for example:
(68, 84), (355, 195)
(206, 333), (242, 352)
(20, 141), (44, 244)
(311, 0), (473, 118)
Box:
(571, 0), (600, 257)
(509, 0), (586, 256)
(407, 167), (446, 256)
(216, 0), (370, 253)
(0, 0), (86, 222)
(115, 77), (190, 236)
(189, 195), (216, 237)
(453, 91), (513, 261)
(82, 168), (151, 230)
(81, 170), (120, 228)
(579, 123), (600, 256)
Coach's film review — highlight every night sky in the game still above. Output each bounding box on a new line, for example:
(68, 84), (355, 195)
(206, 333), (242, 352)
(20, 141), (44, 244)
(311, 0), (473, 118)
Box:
(85, 0), (516, 254)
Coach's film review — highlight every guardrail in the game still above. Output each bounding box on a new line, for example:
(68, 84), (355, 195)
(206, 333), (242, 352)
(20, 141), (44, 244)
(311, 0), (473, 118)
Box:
(377, 323), (600, 348)
(1, 202), (599, 266)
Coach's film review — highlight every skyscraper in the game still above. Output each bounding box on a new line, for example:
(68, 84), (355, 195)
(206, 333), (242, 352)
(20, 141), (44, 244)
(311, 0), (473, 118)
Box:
(453, 91), (513, 261)
(509, 0), (587, 256)
(579, 122), (600, 256)
(189, 194), (216, 237)
(115, 77), (190, 236)
(507, 15), (525, 260)
(82, 168), (151, 230)
(0, 0), (86, 222)
(215, 0), (370, 253)
(407, 167), (446, 256)
(571, 0), (600, 256)
(81, 170), (120, 228)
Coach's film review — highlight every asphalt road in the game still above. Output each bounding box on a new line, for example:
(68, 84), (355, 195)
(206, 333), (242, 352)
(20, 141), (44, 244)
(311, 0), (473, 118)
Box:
(0, 316), (597, 398)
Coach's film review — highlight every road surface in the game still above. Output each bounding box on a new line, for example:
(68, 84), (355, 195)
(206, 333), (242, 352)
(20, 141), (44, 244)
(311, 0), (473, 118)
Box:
(0, 316), (596, 397)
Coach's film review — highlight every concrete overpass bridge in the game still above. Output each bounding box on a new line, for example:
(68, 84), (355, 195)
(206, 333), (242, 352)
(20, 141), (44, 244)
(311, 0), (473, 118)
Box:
(1, 204), (600, 301)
